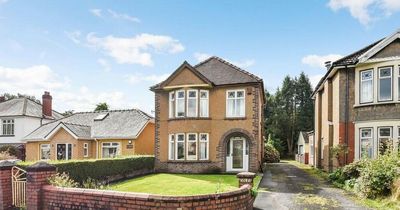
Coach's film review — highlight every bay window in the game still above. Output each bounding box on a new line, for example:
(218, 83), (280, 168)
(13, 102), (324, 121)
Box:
(169, 92), (175, 118)
(168, 134), (175, 160)
(176, 134), (185, 160)
(187, 90), (198, 117)
(199, 90), (209, 117)
(360, 128), (373, 158)
(2, 119), (14, 135)
(102, 142), (120, 158)
(186, 133), (197, 160)
(175, 90), (185, 117)
(199, 133), (209, 160)
(226, 90), (245, 117)
(378, 67), (392, 101)
(378, 127), (392, 155)
(360, 70), (373, 103)
(40, 144), (50, 160)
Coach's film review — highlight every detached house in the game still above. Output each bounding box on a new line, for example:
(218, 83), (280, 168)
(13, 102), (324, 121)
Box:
(0, 92), (62, 147)
(151, 56), (265, 173)
(24, 109), (154, 161)
(313, 29), (400, 171)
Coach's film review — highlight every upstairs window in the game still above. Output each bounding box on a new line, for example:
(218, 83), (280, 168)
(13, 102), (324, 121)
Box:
(378, 67), (392, 101)
(2, 119), (14, 135)
(226, 90), (245, 118)
(199, 90), (209, 117)
(360, 128), (373, 158)
(175, 90), (185, 117)
(187, 90), (198, 117)
(378, 127), (392, 155)
(169, 92), (175, 118)
(360, 70), (373, 103)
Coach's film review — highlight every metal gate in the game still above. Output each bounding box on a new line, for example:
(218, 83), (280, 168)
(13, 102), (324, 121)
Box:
(12, 166), (26, 208)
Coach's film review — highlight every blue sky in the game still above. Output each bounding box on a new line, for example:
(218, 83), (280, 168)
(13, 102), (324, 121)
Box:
(0, 0), (399, 114)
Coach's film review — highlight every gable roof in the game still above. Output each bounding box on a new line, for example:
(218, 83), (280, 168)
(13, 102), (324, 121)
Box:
(0, 98), (63, 119)
(24, 109), (153, 141)
(150, 56), (263, 91)
(359, 29), (400, 63)
(299, 131), (309, 144)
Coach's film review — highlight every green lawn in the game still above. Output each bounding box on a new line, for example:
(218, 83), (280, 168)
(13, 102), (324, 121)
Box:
(110, 173), (261, 196)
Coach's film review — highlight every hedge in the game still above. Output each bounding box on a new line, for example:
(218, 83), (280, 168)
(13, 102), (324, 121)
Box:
(18, 156), (154, 183)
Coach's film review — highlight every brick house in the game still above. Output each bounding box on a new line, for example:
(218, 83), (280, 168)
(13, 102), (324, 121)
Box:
(23, 109), (154, 161)
(312, 29), (400, 171)
(151, 56), (265, 173)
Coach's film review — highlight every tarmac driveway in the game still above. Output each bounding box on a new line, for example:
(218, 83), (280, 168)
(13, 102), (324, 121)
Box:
(253, 161), (367, 210)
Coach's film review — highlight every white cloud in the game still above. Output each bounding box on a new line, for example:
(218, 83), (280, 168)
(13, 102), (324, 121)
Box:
(97, 58), (111, 72)
(87, 33), (184, 66)
(328, 0), (400, 25)
(309, 74), (324, 88)
(194, 52), (212, 62)
(301, 54), (343, 68)
(65, 30), (81, 44)
(90, 9), (102, 17)
(125, 73), (170, 84)
(107, 9), (140, 23)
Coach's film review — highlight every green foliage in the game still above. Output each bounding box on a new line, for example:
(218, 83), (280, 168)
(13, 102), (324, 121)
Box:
(82, 177), (109, 189)
(94, 102), (109, 111)
(264, 142), (280, 163)
(48, 172), (78, 188)
(0, 145), (21, 158)
(330, 144), (349, 166)
(0, 151), (17, 160)
(2, 93), (40, 103)
(62, 110), (74, 117)
(20, 156), (154, 184)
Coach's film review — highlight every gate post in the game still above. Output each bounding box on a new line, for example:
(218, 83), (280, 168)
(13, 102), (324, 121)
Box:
(0, 160), (15, 210)
(26, 162), (56, 210)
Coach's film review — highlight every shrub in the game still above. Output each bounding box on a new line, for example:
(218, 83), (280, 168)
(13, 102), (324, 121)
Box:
(0, 151), (17, 160)
(264, 143), (280, 163)
(82, 177), (109, 190)
(48, 173), (78, 188)
(19, 155), (154, 184)
(0, 145), (21, 158)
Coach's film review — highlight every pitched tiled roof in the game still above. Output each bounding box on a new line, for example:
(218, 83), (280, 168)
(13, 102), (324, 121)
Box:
(194, 56), (262, 85)
(312, 39), (383, 96)
(24, 109), (153, 141)
(0, 98), (63, 119)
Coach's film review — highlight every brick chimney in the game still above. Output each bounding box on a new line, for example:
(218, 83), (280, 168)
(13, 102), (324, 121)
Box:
(0, 96), (5, 103)
(42, 91), (52, 117)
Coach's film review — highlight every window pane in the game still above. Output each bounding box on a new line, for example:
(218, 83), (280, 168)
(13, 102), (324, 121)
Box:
(169, 92), (175, 118)
(361, 138), (373, 158)
(177, 142), (185, 160)
(362, 71), (373, 80)
(361, 129), (372, 138)
(360, 71), (373, 103)
(379, 128), (391, 137)
(228, 92), (235, 98)
(187, 98), (196, 117)
(379, 78), (391, 101)
(380, 68), (391, 77)
(169, 140), (175, 160)
(177, 99), (185, 117)
(237, 91), (244, 98)
(40, 144), (50, 160)
(237, 98), (244, 116)
(200, 142), (207, 160)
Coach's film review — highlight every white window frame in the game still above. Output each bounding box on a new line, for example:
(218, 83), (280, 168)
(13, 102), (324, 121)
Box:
(169, 91), (175, 118)
(101, 142), (120, 158)
(199, 90), (209, 117)
(360, 69), (374, 104)
(378, 126), (392, 155)
(199, 133), (209, 160)
(378, 67), (393, 102)
(226, 89), (246, 118)
(168, 134), (175, 160)
(175, 133), (185, 160)
(175, 90), (185, 118)
(186, 90), (198, 117)
(186, 133), (197, 160)
(83, 143), (89, 157)
(360, 128), (373, 159)
(40, 144), (51, 160)
(2, 119), (14, 136)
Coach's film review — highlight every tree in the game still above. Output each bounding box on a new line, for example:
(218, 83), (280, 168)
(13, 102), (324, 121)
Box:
(94, 103), (109, 111)
(62, 110), (74, 117)
(2, 93), (40, 103)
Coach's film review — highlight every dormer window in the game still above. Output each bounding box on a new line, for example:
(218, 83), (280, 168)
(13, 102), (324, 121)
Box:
(94, 113), (109, 121)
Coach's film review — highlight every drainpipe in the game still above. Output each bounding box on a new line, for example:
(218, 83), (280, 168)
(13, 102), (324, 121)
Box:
(95, 138), (99, 159)
(344, 66), (349, 165)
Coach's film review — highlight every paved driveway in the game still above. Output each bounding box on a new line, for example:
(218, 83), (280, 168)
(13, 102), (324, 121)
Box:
(254, 161), (367, 210)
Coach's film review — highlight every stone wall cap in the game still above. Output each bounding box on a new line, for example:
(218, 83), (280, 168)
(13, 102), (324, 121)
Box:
(0, 160), (16, 168)
(26, 161), (56, 171)
(236, 172), (256, 178)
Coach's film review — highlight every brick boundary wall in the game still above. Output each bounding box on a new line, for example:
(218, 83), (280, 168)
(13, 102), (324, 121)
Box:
(19, 162), (257, 210)
(0, 161), (14, 210)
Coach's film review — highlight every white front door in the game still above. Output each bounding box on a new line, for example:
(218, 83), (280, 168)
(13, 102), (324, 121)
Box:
(226, 137), (249, 172)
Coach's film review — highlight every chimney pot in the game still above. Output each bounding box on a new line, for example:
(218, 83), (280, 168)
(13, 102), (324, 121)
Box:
(42, 91), (52, 117)
(325, 61), (332, 70)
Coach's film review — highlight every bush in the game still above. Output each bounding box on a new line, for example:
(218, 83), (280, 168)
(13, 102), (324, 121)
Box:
(329, 159), (367, 186)
(19, 155), (154, 184)
(0, 145), (21, 158)
(265, 143), (280, 163)
(0, 151), (17, 160)
(48, 172), (78, 188)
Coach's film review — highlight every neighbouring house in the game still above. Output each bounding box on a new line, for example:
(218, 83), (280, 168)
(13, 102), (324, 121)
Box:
(150, 56), (265, 173)
(23, 109), (154, 161)
(312, 29), (400, 171)
(296, 131), (309, 164)
(0, 92), (62, 150)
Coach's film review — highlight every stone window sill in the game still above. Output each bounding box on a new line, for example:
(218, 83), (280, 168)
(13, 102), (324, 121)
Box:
(168, 117), (211, 121)
(354, 101), (400, 108)
(224, 117), (247, 120)
(0, 135), (15, 137)
(167, 160), (212, 163)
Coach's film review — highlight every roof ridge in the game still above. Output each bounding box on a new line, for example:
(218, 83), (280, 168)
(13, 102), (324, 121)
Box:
(62, 122), (91, 127)
(73, 109), (138, 114)
(194, 56), (262, 81)
(332, 38), (384, 66)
